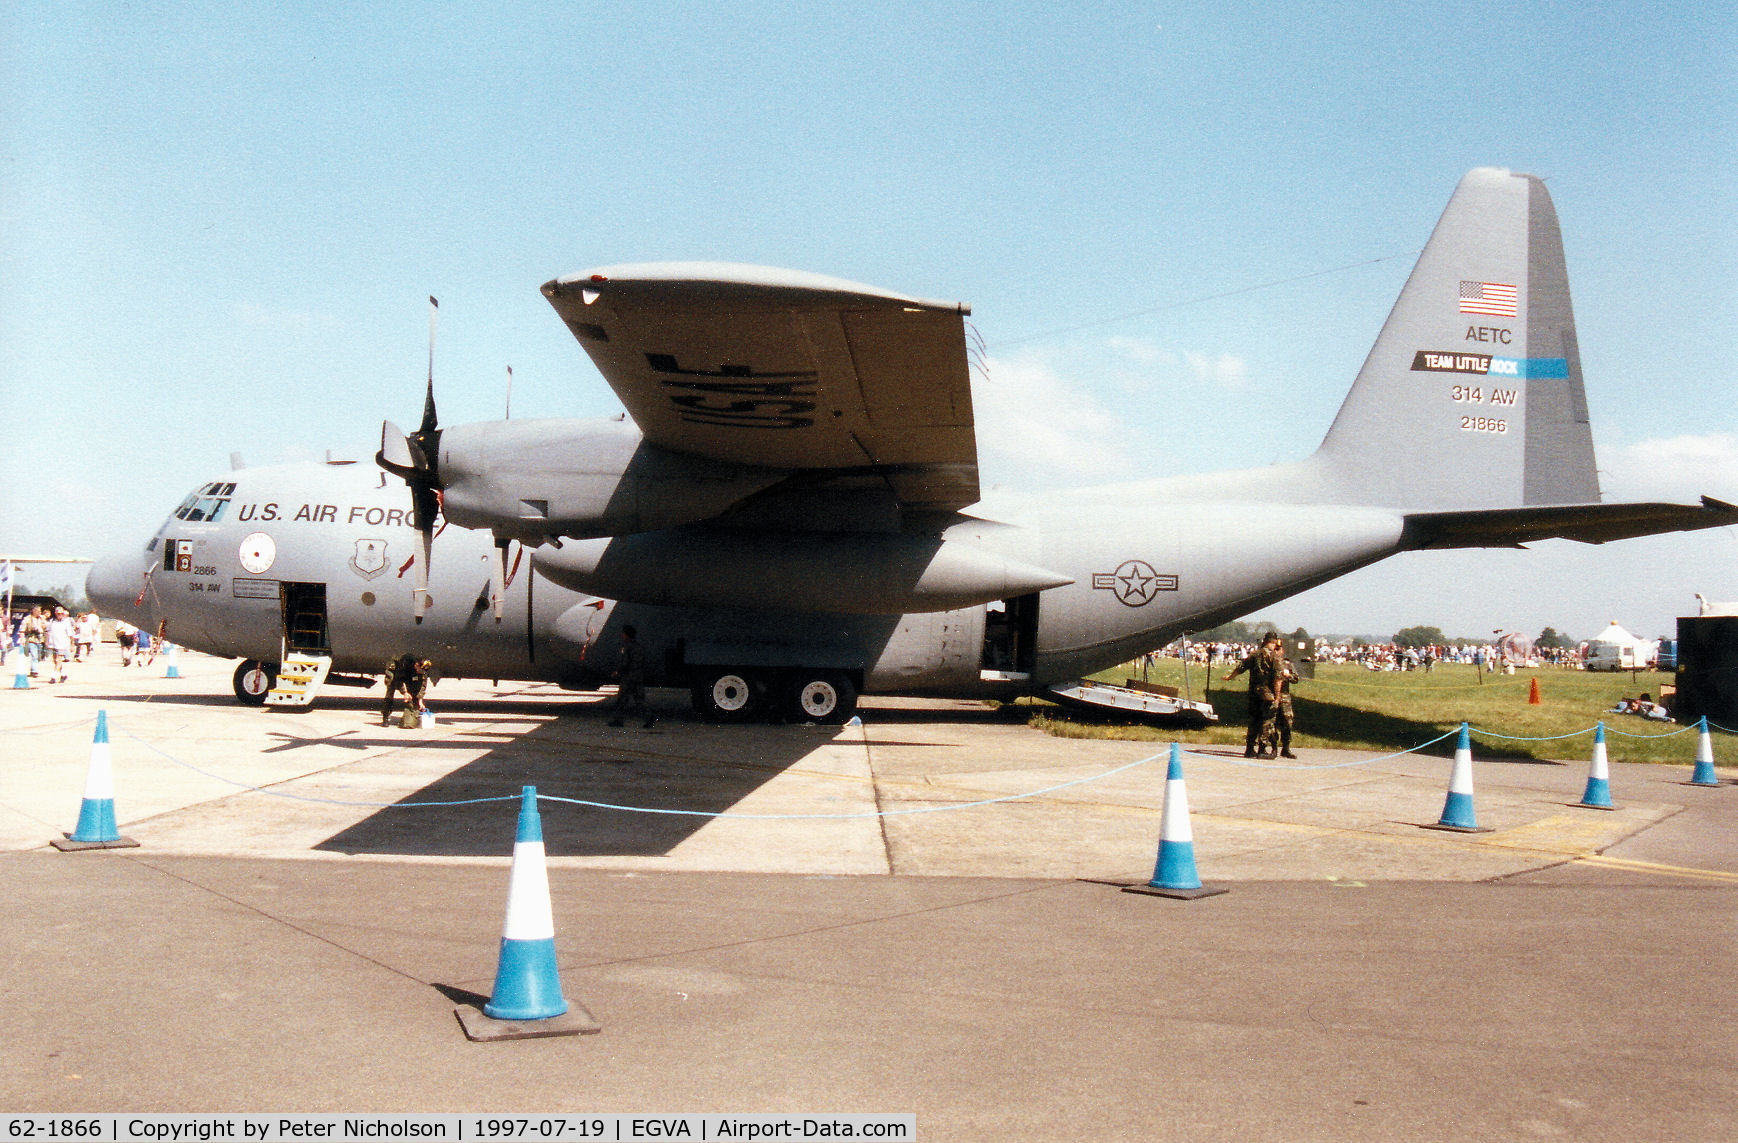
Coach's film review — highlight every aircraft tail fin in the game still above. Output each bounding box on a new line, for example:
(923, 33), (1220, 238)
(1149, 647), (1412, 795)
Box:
(1311, 168), (1599, 510)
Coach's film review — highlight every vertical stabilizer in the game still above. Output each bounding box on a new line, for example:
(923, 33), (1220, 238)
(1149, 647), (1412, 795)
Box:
(1313, 168), (1599, 509)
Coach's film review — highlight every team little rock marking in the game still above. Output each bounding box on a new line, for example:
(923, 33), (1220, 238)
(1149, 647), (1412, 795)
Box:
(1091, 560), (1179, 607)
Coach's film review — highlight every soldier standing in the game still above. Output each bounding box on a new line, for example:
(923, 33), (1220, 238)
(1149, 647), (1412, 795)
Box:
(1275, 657), (1299, 759)
(1224, 633), (1283, 758)
(608, 624), (654, 728)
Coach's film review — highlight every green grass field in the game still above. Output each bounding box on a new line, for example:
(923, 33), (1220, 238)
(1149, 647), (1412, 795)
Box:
(1024, 660), (1721, 765)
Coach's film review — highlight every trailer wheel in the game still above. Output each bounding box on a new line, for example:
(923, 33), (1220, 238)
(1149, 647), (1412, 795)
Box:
(233, 660), (277, 706)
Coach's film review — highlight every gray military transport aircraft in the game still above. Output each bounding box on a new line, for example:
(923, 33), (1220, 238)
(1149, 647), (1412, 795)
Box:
(88, 168), (1736, 723)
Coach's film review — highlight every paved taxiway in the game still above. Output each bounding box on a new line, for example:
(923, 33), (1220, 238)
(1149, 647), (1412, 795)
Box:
(3, 652), (1734, 1140)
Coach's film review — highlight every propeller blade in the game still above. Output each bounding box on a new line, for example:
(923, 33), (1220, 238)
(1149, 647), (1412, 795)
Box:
(490, 539), (510, 623)
(412, 524), (432, 624)
(377, 420), (415, 477)
(421, 297), (440, 435)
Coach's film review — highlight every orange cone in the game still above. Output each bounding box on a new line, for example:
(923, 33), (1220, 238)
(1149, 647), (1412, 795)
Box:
(1528, 677), (1541, 705)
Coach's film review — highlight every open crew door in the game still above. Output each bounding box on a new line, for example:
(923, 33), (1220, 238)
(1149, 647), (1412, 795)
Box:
(281, 582), (330, 655)
(980, 593), (1039, 682)
(268, 582), (333, 708)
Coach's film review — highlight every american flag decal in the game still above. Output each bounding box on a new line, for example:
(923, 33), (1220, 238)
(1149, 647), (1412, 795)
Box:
(1459, 280), (1518, 317)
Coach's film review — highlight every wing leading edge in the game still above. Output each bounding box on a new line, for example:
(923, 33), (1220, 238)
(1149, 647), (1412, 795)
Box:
(543, 263), (979, 512)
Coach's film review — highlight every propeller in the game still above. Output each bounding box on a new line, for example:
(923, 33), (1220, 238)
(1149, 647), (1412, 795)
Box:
(377, 297), (444, 624)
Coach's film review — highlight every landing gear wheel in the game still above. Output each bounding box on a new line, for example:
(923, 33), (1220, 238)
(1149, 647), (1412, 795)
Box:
(788, 671), (857, 724)
(233, 660), (277, 706)
(692, 669), (761, 722)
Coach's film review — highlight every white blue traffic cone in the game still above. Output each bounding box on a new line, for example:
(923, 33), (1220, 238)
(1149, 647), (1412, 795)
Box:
(163, 642), (180, 679)
(456, 787), (599, 1041)
(1688, 718), (1720, 786)
(1124, 744), (1227, 900)
(1425, 723), (1487, 832)
(483, 786), (568, 1021)
(12, 659), (27, 689)
(52, 711), (139, 851)
(1576, 722), (1615, 809)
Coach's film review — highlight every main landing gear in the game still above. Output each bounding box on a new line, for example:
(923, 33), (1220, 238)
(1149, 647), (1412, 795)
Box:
(689, 667), (858, 725)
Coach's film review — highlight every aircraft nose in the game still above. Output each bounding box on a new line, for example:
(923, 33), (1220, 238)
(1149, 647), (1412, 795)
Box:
(87, 550), (151, 621)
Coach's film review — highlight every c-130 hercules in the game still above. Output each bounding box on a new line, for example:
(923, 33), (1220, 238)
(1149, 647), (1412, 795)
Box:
(89, 169), (1735, 722)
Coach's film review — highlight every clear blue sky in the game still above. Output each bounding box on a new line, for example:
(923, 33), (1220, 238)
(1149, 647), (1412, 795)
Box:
(4, 2), (1734, 642)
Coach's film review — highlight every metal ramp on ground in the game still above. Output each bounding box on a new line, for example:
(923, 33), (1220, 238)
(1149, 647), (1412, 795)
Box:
(1045, 678), (1218, 725)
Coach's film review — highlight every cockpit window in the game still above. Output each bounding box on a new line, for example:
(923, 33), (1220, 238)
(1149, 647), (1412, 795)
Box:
(173, 482), (236, 524)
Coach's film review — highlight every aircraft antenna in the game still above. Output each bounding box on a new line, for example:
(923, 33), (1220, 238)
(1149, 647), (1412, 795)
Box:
(505, 365), (513, 420)
(963, 319), (992, 386)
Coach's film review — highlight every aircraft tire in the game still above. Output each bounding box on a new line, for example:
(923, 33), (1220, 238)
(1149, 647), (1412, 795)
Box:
(233, 660), (277, 706)
(788, 671), (857, 724)
(692, 669), (762, 722)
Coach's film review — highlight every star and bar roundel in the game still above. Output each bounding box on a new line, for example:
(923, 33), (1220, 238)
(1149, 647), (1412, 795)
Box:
(1091, 560), (1178, 607)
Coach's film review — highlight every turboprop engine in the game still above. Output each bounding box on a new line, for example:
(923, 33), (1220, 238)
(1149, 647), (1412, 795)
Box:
(533, 527), (1074, 614)
(435, 417), (785, 544)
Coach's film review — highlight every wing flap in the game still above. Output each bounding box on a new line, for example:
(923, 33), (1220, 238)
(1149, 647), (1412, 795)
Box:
(543, 263), (978, 510)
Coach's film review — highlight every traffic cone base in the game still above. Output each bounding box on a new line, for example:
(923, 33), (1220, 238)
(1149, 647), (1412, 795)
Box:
(51, 834), (140, 851)
(456, 1001), (600, 1042)
(1123, 882), (1230, 900)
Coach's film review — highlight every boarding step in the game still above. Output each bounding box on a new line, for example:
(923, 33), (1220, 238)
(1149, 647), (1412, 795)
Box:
(266, 653), (333, 707)
(1045, 679), (1219, 725)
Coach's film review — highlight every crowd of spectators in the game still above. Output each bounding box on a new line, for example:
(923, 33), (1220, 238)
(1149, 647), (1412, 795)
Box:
(1160, 636), (1628, 673)
(2, 606), (103, 683)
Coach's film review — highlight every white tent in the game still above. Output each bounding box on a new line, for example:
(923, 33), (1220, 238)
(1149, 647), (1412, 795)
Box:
(1583, 622), (1656, 671)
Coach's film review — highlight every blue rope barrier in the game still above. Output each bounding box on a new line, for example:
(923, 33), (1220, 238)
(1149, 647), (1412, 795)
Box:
(1184, 727), (1460, 770)
(1464, 727), (1593, 742)
(1600, 723), (1696, 740)
(29, 706), (1725, 824)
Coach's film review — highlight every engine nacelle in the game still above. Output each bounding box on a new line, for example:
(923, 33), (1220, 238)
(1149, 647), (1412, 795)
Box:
(436, 417), (784, 543)
(533, 527), (1074, 614)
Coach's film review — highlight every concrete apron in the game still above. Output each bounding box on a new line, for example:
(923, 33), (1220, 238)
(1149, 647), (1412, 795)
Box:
(1, 651), (1707, 885)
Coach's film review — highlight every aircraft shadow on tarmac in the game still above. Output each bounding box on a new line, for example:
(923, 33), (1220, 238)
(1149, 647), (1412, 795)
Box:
(75, 684), (848, 858)
(306, 688), (878, 859)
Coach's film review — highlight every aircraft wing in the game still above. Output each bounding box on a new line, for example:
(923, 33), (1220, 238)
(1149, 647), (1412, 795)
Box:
(543, 263), (979, 512)
(1401, 497), (1738, 549)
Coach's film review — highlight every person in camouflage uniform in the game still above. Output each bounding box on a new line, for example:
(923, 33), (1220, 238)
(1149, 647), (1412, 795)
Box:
(1224, 633), (1284, 758)
(1275, 656), (1299, 759)
(381, 653), (432, 726)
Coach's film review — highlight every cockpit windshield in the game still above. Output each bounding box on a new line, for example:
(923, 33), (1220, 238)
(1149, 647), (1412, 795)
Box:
(172, 482), (237, 524)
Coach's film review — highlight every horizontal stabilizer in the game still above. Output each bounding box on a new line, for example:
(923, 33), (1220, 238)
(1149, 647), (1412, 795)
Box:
(1402, 497), (1738, 549)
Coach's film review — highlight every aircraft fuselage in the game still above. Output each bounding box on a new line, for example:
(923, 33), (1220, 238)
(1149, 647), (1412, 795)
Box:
(87, 457), (1409, 713)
